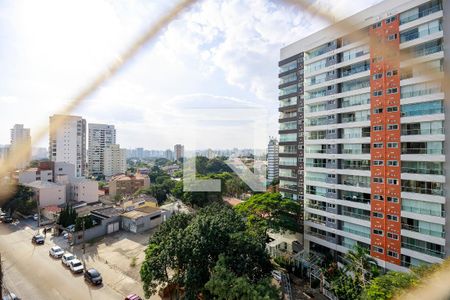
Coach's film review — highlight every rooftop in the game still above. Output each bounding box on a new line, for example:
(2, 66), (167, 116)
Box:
(91, 206), (124, 218)
(110, 173), (149, 182)
(121, 206), (162, 220)
(25, 180), (64, 189)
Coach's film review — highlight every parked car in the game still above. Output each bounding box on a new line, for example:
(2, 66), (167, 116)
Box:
(125, 294), (142, 300)
(33, 214), (38, 221)
(49, 246), (64, 258)
(84, 268), (102, 285)
(62, 253), (77, 267)
(69, 259), (84, 274)
(271, 270), (282, 282)
(31, 234), (45, 245)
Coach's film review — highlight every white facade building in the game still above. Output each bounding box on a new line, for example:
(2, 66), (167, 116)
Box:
(18, 168), (53, 184)
(49, 115), (86, 177)
(69, 178), (98, 203)
(267, 138), (279, 184)
(25, 181), (66, 207)
(103, 144), (127, 177)
(88, 123), (116, 177)
(10, 124), (31, 170)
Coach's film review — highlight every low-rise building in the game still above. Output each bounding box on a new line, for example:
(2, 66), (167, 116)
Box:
(18, 168), (53, 184)
(69, 178), (99, 203)
(121, 206), (164, 233)
(25, 181), (66, 207)
(108, 173), (150, 198)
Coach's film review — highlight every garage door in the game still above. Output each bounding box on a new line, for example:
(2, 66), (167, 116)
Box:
(107, 222), (119, 234)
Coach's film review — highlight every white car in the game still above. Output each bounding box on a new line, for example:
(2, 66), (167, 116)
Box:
(61, 253), (77, 267)
(49, 246), (64, 258)
(69, 259), (84, 274)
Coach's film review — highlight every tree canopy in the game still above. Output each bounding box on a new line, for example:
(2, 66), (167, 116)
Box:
(234, 192), (301, 235)
(2, 184), (35, 215)
(58, 205), (77, 227)
(140, 203), (278, 299)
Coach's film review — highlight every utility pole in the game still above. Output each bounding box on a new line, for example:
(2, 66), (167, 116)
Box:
(82, 218), (86, 255)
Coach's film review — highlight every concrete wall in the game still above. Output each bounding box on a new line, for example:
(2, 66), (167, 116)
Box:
(34, 185), (66, 207)
(71, 180), (98, 203)
(122, 212), (163, 234)
(71, 215), (121, 245)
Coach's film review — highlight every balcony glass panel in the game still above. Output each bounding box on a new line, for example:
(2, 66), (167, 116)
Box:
(279, 145), (297, 154)
(400, 19), (442, 43)
(305, 88), (328, 100)
(341, 60), (370, 77)
(401, 161), (443, 175)
(341, 110), (370, 123)
(306, 116), (328, 126)
(401, 100), (443, 117)
(401, 141), (443, 155)
(306, 73), (327, 86)
(341, 93), (370, 108)
(341, 191), (370, 204)
(342, 207), (370, 221)
(401, 121), (443, 136)
(279, 60), (297, 73)
(306, 185), (327, 197)
(279, 168), (297, 178)
(305, 158), (326, 168)
(342, 160), (370, 170)
(280, 121), (297, 131)
(306, 103), (327, 113)
(399, 0), (442, 25)
(407, 40), (443, 58)
(280, 73), (298, 85)
(306, 131), (327, 140)
(342, 222), (370, 238)
(305, 58), (327, 73)
(342, 46), (369, 62)
(402, 198), (444, 217)
(341, 174), (370, 188)
(341, 78), (370, 92)
(342, 144), (370, 154)
(280, 133), (297, 142)
(279, 84), (299, 96)
(279, 111), (297, 119)
(306, 172), (327, 183)
(279, 96), (297, 108)
(400, 82), (441, 99)
(401, 180), (444, 196)
(280, 179), (297, 191)
(279, 157), (297, 166)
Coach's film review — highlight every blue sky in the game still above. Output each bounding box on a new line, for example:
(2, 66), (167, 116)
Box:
(0, 0), (380, 149)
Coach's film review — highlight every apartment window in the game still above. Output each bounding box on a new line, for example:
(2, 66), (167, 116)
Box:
(373, 21), (382, 29)
(373, 143), (383, 148)
(373, 246), (384, 254)
(373, 212), (384, 218)
(373, 73), (383, 80)
(373, 108), (383, 114)
(327, 218), (336, 223)
(387, 142), (398, 148)
(373, 160), (384, 166)
(373, 194), (384, 201)
(387, 232), (399, 240)
(386, 70), (398, 77)
(387, 124), (398, 130)
(373, 177), (384, 183)
(387, 160), (398, 166)
(385, 16), (396, 24)
(373, 125), (383, 131)
(372, 56), (383, 63)
(388, 33), (398, 41)
(373, 229), (384, 236)
(387, 250), (399, 258)
(387, 214), (399, 222)
(387, 87), (398, 95)
(387, 196), (399, 203)
(373, 90), (383, 96)
(387, 178), (399, 185)
(387, 106), (398, 112)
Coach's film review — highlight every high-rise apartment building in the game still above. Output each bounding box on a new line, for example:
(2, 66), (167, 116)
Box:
(267, 137), (279, 184)
(10, 124), (31, 169)
(88, 123), (116, 177)
(103, 144), (127, 177)
(174, 144), (184, 161)
(49, 115), (86, 177)
(279, 0), (448, 271)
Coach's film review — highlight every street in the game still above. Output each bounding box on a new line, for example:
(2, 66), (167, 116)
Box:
(0, 219), (135, 300)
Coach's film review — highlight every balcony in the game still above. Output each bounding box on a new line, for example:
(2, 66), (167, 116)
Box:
(341, 210), (370, 221)
(411, 44), (443, 58)
(401, 167), (443, 175)
(400, 23), (442, 44)
(401, 242), (445, 258)
(401, 107), (443, 118)
(402, 223), (444, 238)
(401, 147), (443, 155)
(400, 2), (443, 25)
(341, 114), (370, 124)
(401, 184), (444, 196)
(401, 127), (444, 136)
(341, 193), (370, 205)
(402, 205), (445, 217)
(400, 87), (442, 99)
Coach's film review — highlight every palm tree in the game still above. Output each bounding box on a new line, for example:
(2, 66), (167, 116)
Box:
(343, 245), (378, 289)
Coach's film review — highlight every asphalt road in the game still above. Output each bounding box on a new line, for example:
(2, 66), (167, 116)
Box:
(0, 219), (125, 300)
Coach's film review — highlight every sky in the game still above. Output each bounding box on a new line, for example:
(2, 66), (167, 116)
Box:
(0, 0), (381, 150)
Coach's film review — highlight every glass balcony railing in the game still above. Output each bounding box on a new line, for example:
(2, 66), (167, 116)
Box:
(412, 44), (443, 58)
(342, 148), (370, 154)
(401, 223), (444, 238)
(341, 180), (370, 188)
(400, 25), (442, 43)
(401, 107), (444, 117)
(402, 205), (445, 217)
(401, 185), (444, 196)
(401, 167), (443, 175)
(305, 217), (326, 225)
(305, 163), (327, 168)
(341, 115), (370, 123)
(341, 64), (370, 77)
(401, 148), (443, 155)
(341, 210), (370, 221)
(305, 149), (326, 154)
(401, 128), (444, 135)
(342, 227), (370, 239)
(401, 242), (445, 258)
(400, 4), (443, 25)
(401, 88), (442, 99)
(341, 194), (370, 204)
(342, 132), (371, 139)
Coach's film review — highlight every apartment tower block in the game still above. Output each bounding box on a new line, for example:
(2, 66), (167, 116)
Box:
(279, 0), (448, 271)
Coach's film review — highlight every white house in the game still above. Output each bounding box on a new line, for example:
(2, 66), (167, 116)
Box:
(25, 181), (66, 207)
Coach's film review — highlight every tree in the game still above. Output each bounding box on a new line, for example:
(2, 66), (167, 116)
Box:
(2, 184), (34, 215)
(75, 215), (94, 231)
(330, 270), (362, 300)
(205, 256), (280, 300)
(205, 158), (232, 174)
(343, 245), (378, 289)
(140, 204), (274, 299)
(58, 205), (77, 227)
(234, 193), (301, 235)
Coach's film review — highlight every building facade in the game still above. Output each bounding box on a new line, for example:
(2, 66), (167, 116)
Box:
(108, 173), (150, 198)
(103, 144), (127, 177)
(88, 123), (116, 177)
(280, 0), (448, 271)
(49, 115), (86, 177)
(174, 144), (184, 161)
(267, 137), (279, 184)
(10, 124), (31, 169)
